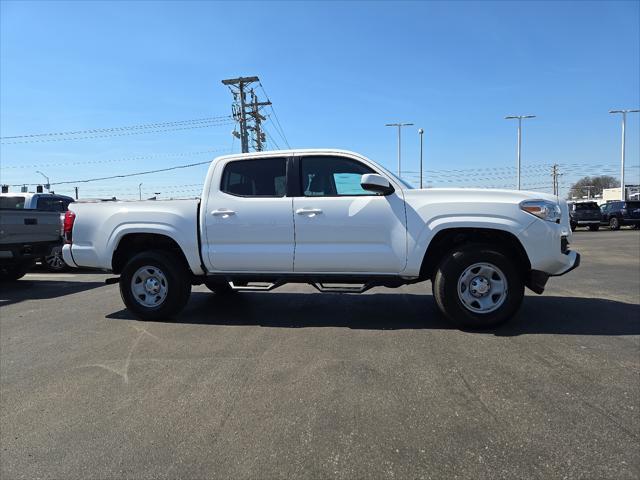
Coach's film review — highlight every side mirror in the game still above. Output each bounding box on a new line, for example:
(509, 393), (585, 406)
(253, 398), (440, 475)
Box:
(361, 174), (394, 195)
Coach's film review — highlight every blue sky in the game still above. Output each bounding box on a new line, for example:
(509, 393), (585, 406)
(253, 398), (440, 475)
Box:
(1, 0), (639, 199)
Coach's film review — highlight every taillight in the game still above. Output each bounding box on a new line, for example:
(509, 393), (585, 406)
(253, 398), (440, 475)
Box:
(63, 211), (76, 244)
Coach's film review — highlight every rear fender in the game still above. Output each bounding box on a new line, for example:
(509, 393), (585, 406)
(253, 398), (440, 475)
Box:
(108, 223), (204, 275)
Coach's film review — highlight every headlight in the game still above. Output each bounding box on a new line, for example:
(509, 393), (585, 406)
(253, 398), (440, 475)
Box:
(520, 200), (562, 223)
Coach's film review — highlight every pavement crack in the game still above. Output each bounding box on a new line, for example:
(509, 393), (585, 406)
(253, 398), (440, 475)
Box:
(79, 324), (158, 384)
(456, 369), (500, 424)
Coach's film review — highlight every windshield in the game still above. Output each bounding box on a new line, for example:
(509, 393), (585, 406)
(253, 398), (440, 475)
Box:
(378, 165), (415, 189)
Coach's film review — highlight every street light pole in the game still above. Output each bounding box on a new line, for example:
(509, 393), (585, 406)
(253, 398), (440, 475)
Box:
(35, 171), (50, 192)
(609, 109), (640, 200)
(418, 128), (424, 188)
(385, 122), (414, 176)
(505, 115), (536, 190)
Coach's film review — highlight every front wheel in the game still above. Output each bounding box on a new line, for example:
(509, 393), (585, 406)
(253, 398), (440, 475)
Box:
(119, 250), (191, 321)
(609, 217), (620, 230)
(432, 245), (524, 329)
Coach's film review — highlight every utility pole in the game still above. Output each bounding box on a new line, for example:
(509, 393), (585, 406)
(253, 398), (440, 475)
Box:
(222, 76), (271, 153)
(138, 183), (143, 201)
(505, 115), (536, 190)
(385, 122), (414, 176)
(418, 128), (424, 188)
(74, 186), (79, 200)
(551, 164), (559, 196)
(584, 185), (595, 199)
(247, 88), (271, 151)
(609, 109), (639, 200)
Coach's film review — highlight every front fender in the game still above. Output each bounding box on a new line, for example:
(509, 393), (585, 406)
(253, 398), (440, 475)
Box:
(404, 214), (535, 276)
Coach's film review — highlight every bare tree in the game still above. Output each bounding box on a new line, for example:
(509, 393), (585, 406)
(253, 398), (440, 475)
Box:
(568, 176), (619, 199)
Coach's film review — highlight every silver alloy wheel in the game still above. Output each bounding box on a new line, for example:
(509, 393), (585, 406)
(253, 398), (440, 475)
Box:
(131, 265), (168, 308)
(45, 247), (66, 271)
(457, 262), (508, 314)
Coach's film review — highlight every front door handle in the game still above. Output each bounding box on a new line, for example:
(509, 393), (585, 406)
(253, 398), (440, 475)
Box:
(211, 209), (236, 217)
(296, 208), (323, 216)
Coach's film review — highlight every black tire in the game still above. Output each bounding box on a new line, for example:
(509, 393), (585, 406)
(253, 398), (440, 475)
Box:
(432, 245), (524, 329)
(570, 223), (577, 232)
(204, 279), (236, 295)
(609, 217), (620, 230)
(119, 250), (191, 321)
(0, 263), (30, 282)
(588, 224), (600, 231)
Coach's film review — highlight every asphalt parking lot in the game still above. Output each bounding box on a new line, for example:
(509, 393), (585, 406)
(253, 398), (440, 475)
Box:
(1, 230), (639, 479)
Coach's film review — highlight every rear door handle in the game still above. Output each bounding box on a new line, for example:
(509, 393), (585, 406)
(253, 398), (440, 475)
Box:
(296, 208), (323, 215)
(211, 209), (236, 217)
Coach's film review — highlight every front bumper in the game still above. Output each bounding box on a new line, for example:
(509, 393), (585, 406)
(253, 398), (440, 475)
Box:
(527, 252), (580, 294)
(575, 220), (600, 225)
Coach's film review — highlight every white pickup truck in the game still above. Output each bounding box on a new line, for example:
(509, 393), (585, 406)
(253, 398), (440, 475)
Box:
(62, 149), (580, 328)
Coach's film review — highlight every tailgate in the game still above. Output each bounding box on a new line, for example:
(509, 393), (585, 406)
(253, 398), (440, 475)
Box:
(0, 210), (61, 245)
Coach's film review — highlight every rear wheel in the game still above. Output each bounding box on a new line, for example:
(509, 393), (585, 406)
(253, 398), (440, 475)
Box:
(0, 263), (30, 282)
(588, 224), (600, 231)
(570, 222), (577, 231)
(432, 245), (524, 329)
(119, 250), (191, 321)
(609, 217), (620, 230)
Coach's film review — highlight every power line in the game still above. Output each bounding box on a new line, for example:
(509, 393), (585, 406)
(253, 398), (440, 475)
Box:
(261, 124), (281, 150)
(258, 81), (290, 148)
(0, 148), (231, 170)
(1, 115), (231, 140)
(6, 153), (232, 187)
(1, 119), (234, 145)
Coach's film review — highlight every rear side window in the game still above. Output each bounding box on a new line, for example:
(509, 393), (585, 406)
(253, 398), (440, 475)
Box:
(0, 196), (26, 209)
(221, 158), (287, 197)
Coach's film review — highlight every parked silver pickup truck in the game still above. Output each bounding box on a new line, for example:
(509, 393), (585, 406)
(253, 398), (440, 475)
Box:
(0, 208), (62, 281)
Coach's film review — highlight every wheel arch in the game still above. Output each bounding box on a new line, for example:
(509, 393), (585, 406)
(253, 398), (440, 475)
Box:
(420, 227), (531, 281)
(111, 232), (193, 275)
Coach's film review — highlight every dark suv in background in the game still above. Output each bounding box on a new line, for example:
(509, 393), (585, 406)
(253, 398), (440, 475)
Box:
(600, 201), (640, 230)
(568, 201), (602, 231)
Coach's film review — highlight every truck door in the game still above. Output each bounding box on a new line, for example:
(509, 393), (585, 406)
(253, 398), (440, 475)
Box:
(202, 157), (294, 272)
(292, 155), (407, 273)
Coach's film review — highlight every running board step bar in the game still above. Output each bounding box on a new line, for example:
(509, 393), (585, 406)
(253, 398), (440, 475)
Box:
(310, 282), (374, 294)
(229, 281), (283, 291)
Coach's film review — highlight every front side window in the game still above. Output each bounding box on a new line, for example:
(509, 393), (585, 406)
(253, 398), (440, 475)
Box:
(221, 158), (286, 197)
(300, 156), (376, 197)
